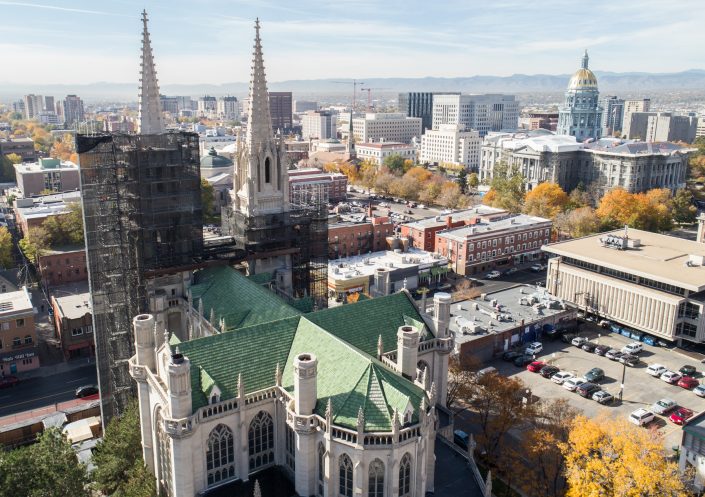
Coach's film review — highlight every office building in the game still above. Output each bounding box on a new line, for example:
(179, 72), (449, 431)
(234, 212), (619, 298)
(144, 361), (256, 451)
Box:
(622, 98), (651, 138)
(301, 110), (337, 140)
(600, 96), (624, 136)
(289, 167), (347, 203)
(0, 137), (38, 162)
(420, 124), (481, 170)
(12, 100), (24, 115)
(398, 92), (460, 132)
(13, 191), (82, 235)
(645, 113), (698, 143)
(44, 96), (54, 113)
(217, 96), (240, 121)
(293, 100), (318, 113)
(328, 214), (394, 259)
(268, 91), (293, 131)
(62, 95), (85, 127)
(557, 51), (603, 140)
(432, 94), (519, 137)
(0, 287), (39, 375)
(13, 157), (80, 197)
(197, 96), (217, 117)
(519, 111), (559, 132)
(355, 141), (417, 165)
(23, 94), (44, 120)
(697, 117), (705, 139)
(544, 229), (705, 344)
(352, 113), (422, 144)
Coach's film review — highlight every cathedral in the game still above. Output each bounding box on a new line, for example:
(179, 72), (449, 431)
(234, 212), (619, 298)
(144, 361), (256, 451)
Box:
(557, 51), (603, 141)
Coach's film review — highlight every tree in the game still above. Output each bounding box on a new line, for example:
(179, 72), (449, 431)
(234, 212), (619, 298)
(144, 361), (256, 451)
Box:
(562, 415), (689, 497)
(468, 172), (479, 189)
(672, 189), (697, 224)
(523, 182), (569, 219)
(92, 400), (156, 497)
(374, 171), (396, 195)
(0, 227), (13, 269)
(50, 133), (77, 162)
(0, 428), (89, 497)
(457, 169), (468, 193)
(40, 202), (84, 247)
(19, 226), (49, 261)
(382, 154), (406, 175)
(554, 206), (600, 238)
(446, 354), (478, 409)
(437, 182), (463, 209)
(483, 162), (524, 213)
(201, 178), (215, 221)
(5, 153), (22, 164)
(567, 185), (593, 209)
(358, 160), (377, 191)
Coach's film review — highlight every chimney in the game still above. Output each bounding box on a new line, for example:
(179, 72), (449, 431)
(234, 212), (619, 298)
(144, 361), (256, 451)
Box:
(294, 353), (318, 415)
(134, 314), (156, 371)
(446, 215), (453, 229)
(433, 292), (452, 337)
(167, 350), (192, 418)
(396, 325), (419, 380)
(368, 203), (374, 218)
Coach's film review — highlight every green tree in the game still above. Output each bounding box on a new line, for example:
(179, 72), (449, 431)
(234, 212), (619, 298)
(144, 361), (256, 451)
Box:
(201, 178), (216, 222)
(0, 226), (13, 268)
(382, 154), (406, 175)
(5, 153), (22, 164)
(483, 162), (525, 213)
(672, 189), (697, 224)
(0, 155), (16, 182)
(92, 400), (156, 497)
(457, 169), (468, 193)
(19, 226), (49, 261)
(0, 428), (89, 497)
(468, 172), (480, 189)
(41, 202), (84, 247)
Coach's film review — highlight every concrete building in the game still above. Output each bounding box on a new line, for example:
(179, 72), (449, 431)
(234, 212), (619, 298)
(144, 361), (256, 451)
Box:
(197, 96), (217, 117)
(355, 141), (416, 165)
(14, 191), (81, 235)
(435, 214), (552, 276)
(0, 137), (38, 162)
(557, 51), (603, 140)
(432, 94), (519, 137)
(450, 285), (576, 363)
(600, 96), (624, 136)
(269, 91), (293, 131)
(518, 111), (559, 132)
(328, 215), (394, 259)
(14, 157), (80, 197)
(62, 95), (85, 127)
(217, 96), (240, 121)
(23, 94), (44, 120)
(398, 92), (460, 132)
(293, 100), (318, 113)
(645, 113), (698, 143)
(544, 229), (705, 344)
(51, 292), (94, 360)
(288, 167), (347, 203)
(301, 110), (337, 140)
(328, 247), (449, 302)
(0, 287), (39, 375)
(352, 113), (422, 144)
(401, 207), (510, 252)
(622, 98), (651, 138)
(38, 246), (87, 287)
(420, 125), (481, 170)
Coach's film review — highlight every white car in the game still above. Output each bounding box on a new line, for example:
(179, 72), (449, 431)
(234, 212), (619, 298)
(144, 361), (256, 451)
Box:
(571, 336), (588, 347)
(530, 263), (545, 272)
(621, 342), (643, 355)
(563, 377), (587, 392)
(525, 342), (543, 355)
(646, 364), (667, 377)
(694, 385), (705, 398)
(629, 408), (655, 426)
(651, 398), (677, 415)
(660, 370), (682, 384)
(552, 371), (574, 385)
(485, 270), (501, 279)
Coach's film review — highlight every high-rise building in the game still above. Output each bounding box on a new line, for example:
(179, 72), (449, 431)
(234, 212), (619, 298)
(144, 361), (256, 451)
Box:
(600, 96), (624, 136)
(197, 96), (217, 117)
(217, 96), (240, 121)
(301, 110), (337, 140)
(44, 96), (55, 113)
(432, 94), (519, 136)
(557, 51), (603, 140)
(420, 124), (481, 170)
(398, 92), (460, 132)
(23, 94), (44, 119)
(352, 113), (422, 144)
(293, 100), (317, 113)
(63, 95), (85, 127)
(697, 117), (705, 139)
(12, 100), (24, 115)
(622, 98), (651, 138)
(268, 91), (293, 131)
(645, 113), (698, 143)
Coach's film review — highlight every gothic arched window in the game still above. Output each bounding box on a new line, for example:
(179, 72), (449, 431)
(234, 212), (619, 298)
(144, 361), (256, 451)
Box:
(264, 157), (271, 184)
(248, 411), (274, 471)
(206, 424), (235, 486)
(339, 453), (353, 497)
(398, 453), (412, 497)
(368, 458), (384, 497)
(155, 408), (173, 497)
(317, 443), (326, 497)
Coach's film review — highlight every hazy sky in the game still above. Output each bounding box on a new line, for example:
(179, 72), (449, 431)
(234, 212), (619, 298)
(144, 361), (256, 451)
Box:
(1, 0), (704, 84)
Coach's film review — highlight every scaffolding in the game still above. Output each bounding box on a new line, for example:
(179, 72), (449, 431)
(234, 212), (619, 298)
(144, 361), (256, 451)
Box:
(77, 132), (203, 422)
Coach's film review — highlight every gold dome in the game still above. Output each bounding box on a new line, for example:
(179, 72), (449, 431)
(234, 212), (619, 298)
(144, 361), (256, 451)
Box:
(568, 67), (598, 90)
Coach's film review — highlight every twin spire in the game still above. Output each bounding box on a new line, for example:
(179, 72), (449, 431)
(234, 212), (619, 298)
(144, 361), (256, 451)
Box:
(138, 10), (164, 134)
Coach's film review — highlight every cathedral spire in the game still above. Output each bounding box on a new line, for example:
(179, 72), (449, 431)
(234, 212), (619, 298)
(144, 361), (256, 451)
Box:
(138, 10), (164, 134)
(581, 49), (589, 69)
(346, 109), (356, 159)
(246, 18), (273, 153)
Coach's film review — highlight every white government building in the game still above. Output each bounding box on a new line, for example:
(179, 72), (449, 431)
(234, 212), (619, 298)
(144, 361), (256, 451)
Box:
(420, 125), (481, 170)
(352, 113), (422, 145)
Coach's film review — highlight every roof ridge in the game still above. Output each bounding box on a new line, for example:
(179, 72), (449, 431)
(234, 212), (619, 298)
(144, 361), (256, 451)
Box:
(333, 362), (372, 425)
(368, 365), (393, 424)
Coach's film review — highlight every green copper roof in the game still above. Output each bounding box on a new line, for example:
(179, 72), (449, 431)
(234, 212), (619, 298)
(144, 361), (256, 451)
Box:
(305, 291), (432, 356)
(192, 266), (301, 330)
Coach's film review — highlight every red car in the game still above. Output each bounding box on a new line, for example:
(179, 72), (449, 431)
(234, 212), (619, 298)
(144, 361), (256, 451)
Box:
(0, 375), (19, 388)
(678, 376), (700, 390)
(669, 407), (694, 425)
(527, 361), (547, 373)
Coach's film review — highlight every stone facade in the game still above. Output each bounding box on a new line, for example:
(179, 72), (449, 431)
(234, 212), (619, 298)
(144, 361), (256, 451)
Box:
(557, 51), (603, 140)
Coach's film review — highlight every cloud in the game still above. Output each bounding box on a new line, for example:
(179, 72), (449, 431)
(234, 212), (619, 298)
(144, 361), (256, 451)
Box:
(0, 0), (126, 16)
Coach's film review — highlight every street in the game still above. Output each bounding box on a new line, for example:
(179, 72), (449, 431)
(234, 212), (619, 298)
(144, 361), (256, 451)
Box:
(0, 363), (96, 418)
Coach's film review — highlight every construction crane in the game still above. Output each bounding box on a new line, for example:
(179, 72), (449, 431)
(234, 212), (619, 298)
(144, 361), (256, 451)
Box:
(360, 87), (390, 111)
(331, 79), (364, 109)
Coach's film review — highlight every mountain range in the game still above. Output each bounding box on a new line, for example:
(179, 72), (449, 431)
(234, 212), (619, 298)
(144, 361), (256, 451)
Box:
(2, 70), (705, 103)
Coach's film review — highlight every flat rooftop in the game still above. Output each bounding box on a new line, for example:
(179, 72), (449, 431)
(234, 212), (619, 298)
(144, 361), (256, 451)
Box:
(53, 292), (91, 320)
(329, 248), (447, 282)
(450, 285), (572, 344)
(404, 206), (509, 230)
(544, 229), (705, 292)
(437, 214), (551, 242)
(0, 287), (34, 318)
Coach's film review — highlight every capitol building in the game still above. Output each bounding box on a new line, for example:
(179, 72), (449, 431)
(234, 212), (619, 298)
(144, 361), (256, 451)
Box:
(557, 50), (604, 141)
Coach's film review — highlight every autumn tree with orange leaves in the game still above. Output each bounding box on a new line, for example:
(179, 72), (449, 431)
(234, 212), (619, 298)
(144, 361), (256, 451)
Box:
(523, 182), (569, 219)
(596, 187), (673, 232)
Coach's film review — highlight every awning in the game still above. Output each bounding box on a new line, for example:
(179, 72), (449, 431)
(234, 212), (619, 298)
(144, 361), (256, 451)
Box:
(62, 416), (101, 444)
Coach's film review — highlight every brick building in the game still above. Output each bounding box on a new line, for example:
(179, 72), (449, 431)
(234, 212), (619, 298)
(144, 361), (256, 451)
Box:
(400, 206), (509, 252)
(328, 215), (394, 259)
(0, 137), (38, 162)
(37, 246), (87, 288)
(0, 287), (39, 376)
(51, 292), (93, 360)
(13, 191), (81, 235)
(435, 214), (552, 275)
(288, 167), (348, 203)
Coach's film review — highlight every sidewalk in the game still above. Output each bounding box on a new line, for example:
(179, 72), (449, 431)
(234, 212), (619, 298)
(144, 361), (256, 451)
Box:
(19, 356), (96, 380)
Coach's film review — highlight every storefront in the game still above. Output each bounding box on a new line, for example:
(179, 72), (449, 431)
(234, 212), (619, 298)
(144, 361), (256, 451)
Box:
(0, 347), (40, 375)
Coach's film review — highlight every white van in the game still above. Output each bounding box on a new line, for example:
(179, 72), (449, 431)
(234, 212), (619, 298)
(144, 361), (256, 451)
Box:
(621, 342), (643, 355)
(476, 367), (498, 378)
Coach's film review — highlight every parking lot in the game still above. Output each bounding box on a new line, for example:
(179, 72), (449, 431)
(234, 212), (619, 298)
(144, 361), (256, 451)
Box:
(491, 325), (705, 450)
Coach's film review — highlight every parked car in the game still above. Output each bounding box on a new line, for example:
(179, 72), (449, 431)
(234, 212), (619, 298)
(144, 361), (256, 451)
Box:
(0, 375), (19, 389)
(527, 361), (547, 373)
(669, 407), (695, 425)
(577, 382), (601, 398)
(513, 355), (534, 367)
(505, 267), (519, 275)
(594, 344), (610, 356)
(619, 354), (640, 367)
(525, 342), (543, 355)
(539, 365), (560, 378)
(694, 384), (705, 397)
(680, 365), (698, 377)
(584, 367), (605, 382)
(598, 319), (612, 329)
(679, 376), (700, 390)
(651, 398), (677, 415)
(75, 385), (99, 398)
(660, 371), (682, 385)
(563, 377), (587, 392)
(605, 349), (623, 361)
(502, 350), (523, 361)
(629, 408), (655, 426)
(453, 430), (470, 450)
(530, 264), (545, 272)
(581, 342), (598, 353)
(552, 371), (574, 385)
(485, 270), (501, 279)
(621, 342), (644, 355)
(592, 390), (614, 404)
(560, 333), (578, 344)
(646, 364), (668, 377)
(571, 336), (588, 347)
